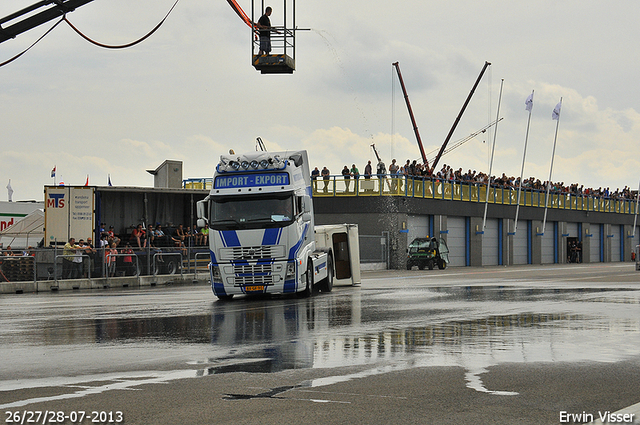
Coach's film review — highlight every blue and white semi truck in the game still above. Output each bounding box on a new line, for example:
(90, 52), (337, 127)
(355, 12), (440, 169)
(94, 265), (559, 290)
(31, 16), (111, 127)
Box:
(197, 150), (345, 300)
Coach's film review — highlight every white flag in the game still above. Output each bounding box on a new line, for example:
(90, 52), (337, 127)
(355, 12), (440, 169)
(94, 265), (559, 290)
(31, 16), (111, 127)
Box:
(6, 179), (13, 202)
(552, 101), (562, 120)
(525, 92), (534, 112)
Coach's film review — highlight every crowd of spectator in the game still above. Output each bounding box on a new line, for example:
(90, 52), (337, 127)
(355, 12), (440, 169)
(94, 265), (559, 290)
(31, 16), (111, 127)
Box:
(98, 223), (209, 252)
(61, 237), (97, 279)
(1, 246), (35, 257)
(314, 158), (636, 201)
(51, 222), (211, 279)
(0, 220), (213, 281)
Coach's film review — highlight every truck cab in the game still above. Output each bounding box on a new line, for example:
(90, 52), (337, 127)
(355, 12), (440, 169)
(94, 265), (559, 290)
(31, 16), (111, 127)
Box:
(197, 150), (333, 299)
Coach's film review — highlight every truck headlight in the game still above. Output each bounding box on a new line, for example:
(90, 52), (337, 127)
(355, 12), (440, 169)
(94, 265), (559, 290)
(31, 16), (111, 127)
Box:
(211, 265), (222, 283)
(285, 261), (296, 279)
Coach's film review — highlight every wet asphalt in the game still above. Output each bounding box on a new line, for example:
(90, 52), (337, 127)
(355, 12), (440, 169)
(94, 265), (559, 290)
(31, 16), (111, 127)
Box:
(1, 263), (640, 424)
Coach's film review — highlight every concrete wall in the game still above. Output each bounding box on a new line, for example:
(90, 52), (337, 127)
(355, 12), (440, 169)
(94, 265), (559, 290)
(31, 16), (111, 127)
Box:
(314, 196), (639, 269)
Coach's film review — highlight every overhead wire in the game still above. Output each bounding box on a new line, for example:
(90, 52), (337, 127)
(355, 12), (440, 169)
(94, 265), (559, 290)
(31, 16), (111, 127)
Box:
(0, 0), (181, 67)
(0, 17), (65, 68)
(63, 0), (180, 49)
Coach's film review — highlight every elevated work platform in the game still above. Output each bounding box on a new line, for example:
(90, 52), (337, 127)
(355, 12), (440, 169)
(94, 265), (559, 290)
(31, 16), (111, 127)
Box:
(250, 0), (297, 74)
(252, 54), (295, 74)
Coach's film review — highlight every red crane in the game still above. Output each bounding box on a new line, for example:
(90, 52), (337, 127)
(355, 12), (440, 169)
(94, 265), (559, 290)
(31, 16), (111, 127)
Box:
(392, 62), (428, 167)
(1, 0), (295, 73)
(392, 60), (492, 171)
(432, 61), (491, 170)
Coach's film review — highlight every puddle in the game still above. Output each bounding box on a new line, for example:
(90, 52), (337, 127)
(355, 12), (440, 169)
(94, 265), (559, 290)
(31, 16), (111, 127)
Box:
(3, 286), (640, 405)
(464, 367), (519, 396)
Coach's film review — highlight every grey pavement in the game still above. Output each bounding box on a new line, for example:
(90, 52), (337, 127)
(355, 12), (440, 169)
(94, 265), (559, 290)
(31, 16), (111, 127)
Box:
(1, 263), (639, 424)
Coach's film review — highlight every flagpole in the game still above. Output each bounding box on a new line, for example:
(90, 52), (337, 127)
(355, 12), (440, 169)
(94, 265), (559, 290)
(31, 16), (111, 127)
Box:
(482, 79), (504, 231)
(514, 90), (534, 235)
(542, 97), (562, 235)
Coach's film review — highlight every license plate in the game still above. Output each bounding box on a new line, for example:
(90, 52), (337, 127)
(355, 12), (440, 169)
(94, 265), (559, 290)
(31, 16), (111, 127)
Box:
(245, 285), (264, 292)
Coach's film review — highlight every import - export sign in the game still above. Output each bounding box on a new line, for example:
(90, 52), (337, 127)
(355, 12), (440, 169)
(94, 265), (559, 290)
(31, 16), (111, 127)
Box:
(214, 173), (290, 189)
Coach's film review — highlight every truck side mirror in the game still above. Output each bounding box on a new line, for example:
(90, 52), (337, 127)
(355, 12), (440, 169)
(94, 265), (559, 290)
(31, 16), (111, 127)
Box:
(302, 195), (312, 214)
(196, 199), (208, 224)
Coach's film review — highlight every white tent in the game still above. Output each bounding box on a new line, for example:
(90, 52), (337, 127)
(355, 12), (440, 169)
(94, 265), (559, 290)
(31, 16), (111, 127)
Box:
(0, 209), (44, 249)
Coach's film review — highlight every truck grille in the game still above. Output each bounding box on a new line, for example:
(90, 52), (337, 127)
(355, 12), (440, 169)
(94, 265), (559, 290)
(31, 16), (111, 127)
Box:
(220, 245), (285, 261)
(234, 263), (273, 275)
(234, 274), (275, 286)
(224, 263), (283, 286)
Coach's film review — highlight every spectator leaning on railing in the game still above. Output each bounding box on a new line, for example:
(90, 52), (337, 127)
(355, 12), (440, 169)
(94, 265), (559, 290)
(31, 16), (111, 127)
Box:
(313, 159), (636, 200)
(321, 166), (330, 193)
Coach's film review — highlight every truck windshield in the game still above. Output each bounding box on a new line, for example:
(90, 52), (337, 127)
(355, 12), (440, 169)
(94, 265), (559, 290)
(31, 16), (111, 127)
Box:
(210, 193), (295, 230)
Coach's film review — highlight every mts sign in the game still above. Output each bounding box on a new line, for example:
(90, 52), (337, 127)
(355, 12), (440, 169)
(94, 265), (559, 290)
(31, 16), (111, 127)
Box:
(47, 193), (65, 208)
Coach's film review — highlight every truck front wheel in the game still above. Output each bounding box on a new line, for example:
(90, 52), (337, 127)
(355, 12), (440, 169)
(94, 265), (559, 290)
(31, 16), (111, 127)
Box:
(319, 255), (333, 293)
(297, 261), (313, 298)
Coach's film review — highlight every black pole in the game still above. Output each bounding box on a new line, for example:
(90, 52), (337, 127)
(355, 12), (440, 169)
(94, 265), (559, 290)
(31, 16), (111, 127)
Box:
(432, 61), (491, 171)
(392, 62), (428, 166)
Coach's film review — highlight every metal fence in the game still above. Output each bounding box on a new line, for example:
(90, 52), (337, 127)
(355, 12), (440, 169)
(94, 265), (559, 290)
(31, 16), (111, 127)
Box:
(182, 175), (637, 215)
(0, 245), (211, 285)
(359, 233), (389, 266)
(312, 175), (638, 215)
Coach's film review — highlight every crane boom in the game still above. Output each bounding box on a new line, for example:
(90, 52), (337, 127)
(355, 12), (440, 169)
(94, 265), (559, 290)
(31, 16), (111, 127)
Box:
(0, 0), (95, 44)
(227, 0), (252, 28)
(371, 143), (382, 162)
(392, 62), (428, 166)
(431, 61), (491, 170)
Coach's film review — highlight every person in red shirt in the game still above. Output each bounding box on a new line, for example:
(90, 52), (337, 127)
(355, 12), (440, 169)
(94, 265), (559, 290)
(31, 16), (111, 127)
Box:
(131, 225), (147, 248)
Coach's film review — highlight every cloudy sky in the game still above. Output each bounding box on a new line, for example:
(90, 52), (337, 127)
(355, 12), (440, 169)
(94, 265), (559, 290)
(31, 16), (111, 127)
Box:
(2, 0), (639, 201)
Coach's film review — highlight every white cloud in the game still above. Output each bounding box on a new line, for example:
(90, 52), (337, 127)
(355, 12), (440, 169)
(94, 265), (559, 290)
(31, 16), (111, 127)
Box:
(1, 0), (640, 201)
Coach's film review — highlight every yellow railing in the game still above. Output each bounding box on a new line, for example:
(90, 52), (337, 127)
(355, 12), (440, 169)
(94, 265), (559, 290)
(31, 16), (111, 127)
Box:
(312, 176), (638, 215)
(183, 180), (213, 190)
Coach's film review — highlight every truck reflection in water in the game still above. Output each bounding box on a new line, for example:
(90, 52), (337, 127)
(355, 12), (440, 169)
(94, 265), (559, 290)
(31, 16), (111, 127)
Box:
(6, 285), (640, 409)
(34, 286), (636, 375)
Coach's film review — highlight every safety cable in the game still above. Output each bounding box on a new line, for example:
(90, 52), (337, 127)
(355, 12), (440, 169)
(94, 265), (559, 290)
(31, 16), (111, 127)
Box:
(0, 0), (180, 67)
(63, 0), (180, 49)
(0, 16), (65, 68)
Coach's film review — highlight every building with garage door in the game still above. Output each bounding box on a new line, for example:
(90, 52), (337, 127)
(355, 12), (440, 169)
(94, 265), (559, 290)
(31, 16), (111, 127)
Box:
(312, 176), (638, 269)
